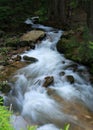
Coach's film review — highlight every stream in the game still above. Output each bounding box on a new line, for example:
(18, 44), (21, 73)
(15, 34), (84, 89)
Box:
(4, 20), (93, 130)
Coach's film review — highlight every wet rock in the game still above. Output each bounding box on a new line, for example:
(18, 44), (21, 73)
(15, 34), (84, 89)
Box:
(20, 30), (45, 42)
(59, 71), (65, 76)
(0, 81), (11, 93)
(31, 16), (39, 23)
(66, 75), (75, 84)
(62, 61), (65, 64)
(13, 55), (21, 61)
(0, 61), (28, 81)
(43, 76), (54, 88)
(90, 76), (93, 84)
(23, 55), (38, 63)
(65, 64), (78, 72)
(29, 42), (35, 49)
(47, 88), (56, 96)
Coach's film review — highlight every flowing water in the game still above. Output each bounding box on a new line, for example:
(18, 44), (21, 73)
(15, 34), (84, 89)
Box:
(5, 19), (93, 130)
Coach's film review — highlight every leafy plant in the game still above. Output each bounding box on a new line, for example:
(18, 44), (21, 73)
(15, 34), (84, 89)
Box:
(0, 100), (14, 130)
(89, 41), (93, 49)
(63, 124), (70, 130)
(60, 124), (70, 130)
(34, 7), (47, 22)
(27, 126), (37, 130)
(69, 0), (78, 8)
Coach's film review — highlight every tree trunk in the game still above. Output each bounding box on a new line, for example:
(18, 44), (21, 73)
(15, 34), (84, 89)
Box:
(47, 0), (66, 25)
(87, 0), (93, 34)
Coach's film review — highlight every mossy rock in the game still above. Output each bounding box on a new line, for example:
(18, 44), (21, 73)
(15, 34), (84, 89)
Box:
(23, 55), (38, 63)
(5, 37), (33, 49)
(5, 37), (20, 47)
(66, 75), (75, 84)
(20, 30), (45, 42)
(56, 38), (69, 53)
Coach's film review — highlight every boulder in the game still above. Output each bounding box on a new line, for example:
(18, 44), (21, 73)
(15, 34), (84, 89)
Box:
(43, 76), (54, 88)
(20, 30), (45, 42)
(56, 38), (69, 53)
(89, 76), (93, 84)
(66, 75), (75, 84)
(23, 55), (38, 63)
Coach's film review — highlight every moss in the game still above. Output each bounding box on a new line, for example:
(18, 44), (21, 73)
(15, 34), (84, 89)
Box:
(5, 37), (20, 47)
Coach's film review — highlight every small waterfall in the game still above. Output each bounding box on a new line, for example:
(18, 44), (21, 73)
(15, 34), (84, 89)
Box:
(5, 19), (93, 130)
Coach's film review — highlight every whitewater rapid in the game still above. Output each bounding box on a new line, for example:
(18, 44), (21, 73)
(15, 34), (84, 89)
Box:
(5, 21), (93, 130)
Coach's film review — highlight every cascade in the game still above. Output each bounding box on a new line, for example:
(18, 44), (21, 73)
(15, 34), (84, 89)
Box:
(5, 19), (93, 130)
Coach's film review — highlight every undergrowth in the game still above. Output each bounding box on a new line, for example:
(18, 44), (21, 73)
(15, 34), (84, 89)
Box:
(0, 99), (13, 130)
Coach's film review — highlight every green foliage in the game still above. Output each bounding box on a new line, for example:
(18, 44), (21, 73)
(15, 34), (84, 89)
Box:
(59, 26), (93, 66)
(63, 124), (70, 130)
(89, 41), (93, 49)
(69, 0), (78, 8)
(82, 26), (90, 41)
(0, 6), (12, 26)
(60, 124), (70, 130)
(0, 0), (48, 30)
(0, 101), (14, 130)
(34, 4), (47, 22)
(0, 47), (8, 62)
(27, 126), (37, 130)
(0, 47), (8, 55)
